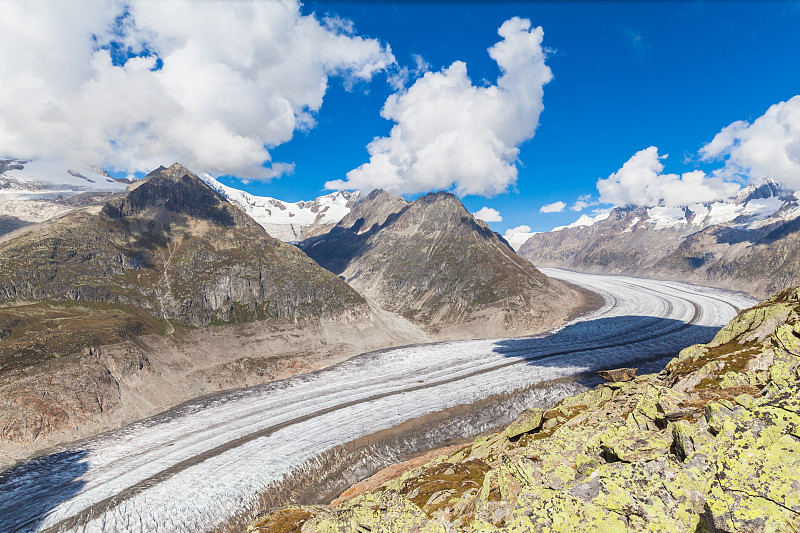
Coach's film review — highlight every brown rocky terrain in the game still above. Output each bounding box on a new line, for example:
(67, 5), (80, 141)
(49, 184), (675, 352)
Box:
(248, 283), (800, 533)
(0, 164), (429, 462)
(301, 190), (587, 339)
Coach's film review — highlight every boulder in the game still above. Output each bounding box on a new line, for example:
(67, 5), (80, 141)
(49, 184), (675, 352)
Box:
(503, 407), (545, 439)
(596, 367), (637, 382)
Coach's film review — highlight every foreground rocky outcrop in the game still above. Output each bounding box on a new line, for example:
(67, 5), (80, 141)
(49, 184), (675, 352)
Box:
(301, 190), (587, 339)
(249, 285), (800, 532)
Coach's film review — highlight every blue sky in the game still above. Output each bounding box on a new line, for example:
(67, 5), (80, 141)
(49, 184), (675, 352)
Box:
(2, 1), (799, 234)
(227, 1), (800, 232)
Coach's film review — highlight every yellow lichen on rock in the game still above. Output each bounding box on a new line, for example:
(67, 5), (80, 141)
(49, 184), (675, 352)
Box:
(246, 287), (800, 533)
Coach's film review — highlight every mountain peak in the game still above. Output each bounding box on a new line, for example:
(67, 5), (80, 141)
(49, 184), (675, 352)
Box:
(735, 179), (784, 205)
(358, 188), (406, 207)
(336, 189), (407, 233)
(300, 186), (574, 337)
(415, 190), (461, 207)
(102, 163), (239, 227)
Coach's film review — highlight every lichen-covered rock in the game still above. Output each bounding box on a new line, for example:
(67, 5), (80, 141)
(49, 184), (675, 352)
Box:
(502, 408), (544, 439)
(249, 286), (800, 533)
(596, 367), (637, 382)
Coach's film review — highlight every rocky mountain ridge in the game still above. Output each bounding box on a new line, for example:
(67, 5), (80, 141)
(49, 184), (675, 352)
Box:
(0, 163), (366, 329)
(249, 283), (800, 533)
(0, 161), (362, 244)
(519, 179), (800, 297)
(301, 189), (588, 338)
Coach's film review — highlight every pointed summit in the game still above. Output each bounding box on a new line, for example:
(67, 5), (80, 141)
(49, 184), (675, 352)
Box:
(335, 189), (407, 234)
(301, 191), (582, 338)
(735, 178), (784, 205)
(102, 163), (241, 226)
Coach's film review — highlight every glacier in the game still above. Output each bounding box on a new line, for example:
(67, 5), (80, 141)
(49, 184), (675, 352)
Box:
(0, 270), (757, 533)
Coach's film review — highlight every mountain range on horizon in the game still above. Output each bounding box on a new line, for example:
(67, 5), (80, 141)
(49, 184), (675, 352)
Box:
(7, 156), (800, 302)
(518, 178), (800, 298)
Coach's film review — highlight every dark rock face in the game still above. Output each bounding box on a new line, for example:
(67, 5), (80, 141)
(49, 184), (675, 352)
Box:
(0, 215), (30, 236)
(0, 159), (27, 175)
(102, 165), (237, 227)
(301, 190), (575, 335)
(734, 179), (783, 204)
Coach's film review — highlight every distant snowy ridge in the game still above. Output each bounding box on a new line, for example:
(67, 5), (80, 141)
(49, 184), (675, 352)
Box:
(0, 160), (126, 235)
(201, 175), (360, 241)
(551, 212), (611, 232)
(550, 179), (797, 234)
(517, 178), (800, 298)
(0, 158), (131, 191)
(0, 160), (362, 242)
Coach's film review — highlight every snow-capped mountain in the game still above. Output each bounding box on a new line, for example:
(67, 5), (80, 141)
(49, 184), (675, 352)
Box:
(0, 159), (123, 235)
(518, 179), (800, 297)
(0, 159), (361, 242)
(202, 175), (360, 242)
(0, 158), (133, 190)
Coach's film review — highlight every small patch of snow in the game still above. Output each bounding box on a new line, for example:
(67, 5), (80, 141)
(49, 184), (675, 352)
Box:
(551, 212), (609, 232)
(646, 207), (687, 229)
(622, 217), (640, 232)
(704, 201), (743, 226)
(741, 196), (784, 219)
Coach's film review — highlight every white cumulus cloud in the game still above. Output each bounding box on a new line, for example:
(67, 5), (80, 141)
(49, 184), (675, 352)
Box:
(539, 201), (566, 213)
(570, 194), (598, 212)
(0, 0), (394, 181)
(327, 17), (553, 197)
(597, 147), (740, 207)
(472, 206), (503, 222)
(700, 95), (800, 188)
